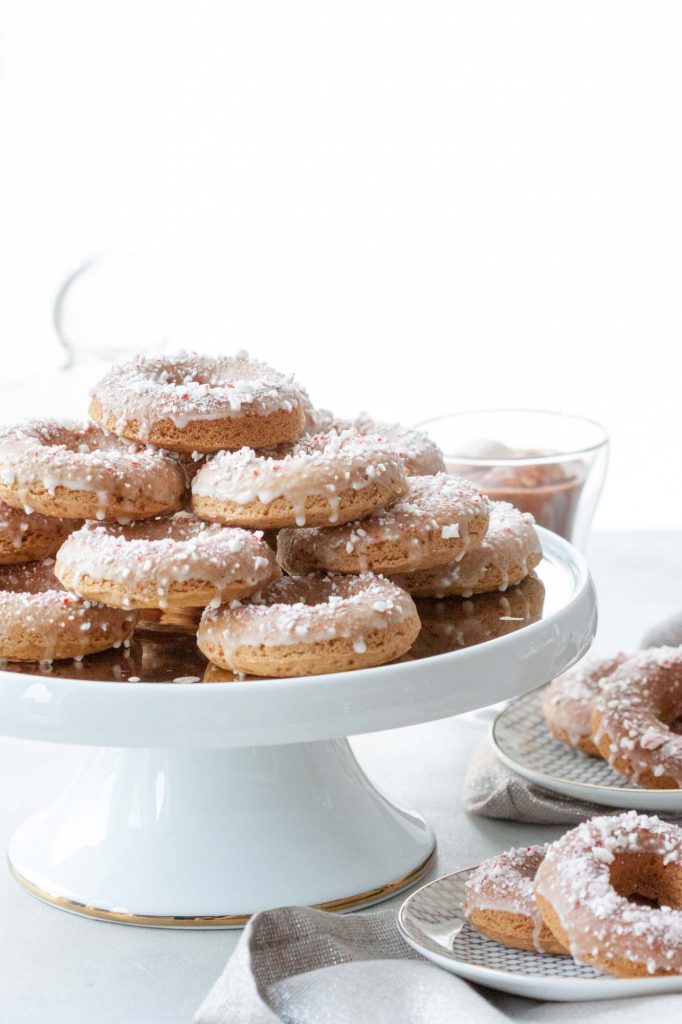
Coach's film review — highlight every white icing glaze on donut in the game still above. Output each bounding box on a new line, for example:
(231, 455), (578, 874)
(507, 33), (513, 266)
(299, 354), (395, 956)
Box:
(463, 844), (554, 952)
(389, 501), (541, 597)
(0, 559), (136, 662)
(278, 474), (491, 573)
(535, 811), (682, 973)
(543, 652), (629, 751)
(192, 429), (407, 525)
(0, 420), (184, 521)
(312, 412), (445, 476)
(592, 647), (682, 784)
(198, 572), (416, 670)
(55, 515), (278, 609)
(91, 351), (303, 435)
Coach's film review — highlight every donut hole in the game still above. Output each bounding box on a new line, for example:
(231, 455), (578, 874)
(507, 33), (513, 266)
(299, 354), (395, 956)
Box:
(609, 852), (682, 911)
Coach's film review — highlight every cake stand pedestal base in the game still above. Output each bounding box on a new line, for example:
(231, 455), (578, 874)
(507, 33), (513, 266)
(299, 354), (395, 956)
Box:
(8, 739), (435, 927)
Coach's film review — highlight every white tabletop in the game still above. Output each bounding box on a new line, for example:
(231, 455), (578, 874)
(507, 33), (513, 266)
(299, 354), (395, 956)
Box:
(0, 531), (679, 1023)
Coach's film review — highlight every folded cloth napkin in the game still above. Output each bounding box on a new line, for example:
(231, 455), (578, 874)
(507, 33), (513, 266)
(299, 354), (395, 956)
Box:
(194, 906), (505, 1024)
(462, 619), (682, 823)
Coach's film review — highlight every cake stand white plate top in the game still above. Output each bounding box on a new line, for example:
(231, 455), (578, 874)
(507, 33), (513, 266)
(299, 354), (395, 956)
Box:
(0, 528), (597, 926)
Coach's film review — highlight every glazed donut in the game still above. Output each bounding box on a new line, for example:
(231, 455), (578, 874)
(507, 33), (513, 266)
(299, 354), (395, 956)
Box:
(277, 475), (490, 576)
(55, 514), (279, 610)
(592, 647), (682, 787)
(197, 572), (421, 677)
(463, 845), (566, 954)
(0, 500), (76, 565)
(0, 560), (136, 662)
(535, 812), (682, 977)
(542, 653), (629, 757)
(0, 421), (185, 522)
(312, 411), (445, 476)
(411, 573), (545, 658)
(89, 352), (306, 453)
(388, 502), (541, 598)
(191, 430), (408, 529)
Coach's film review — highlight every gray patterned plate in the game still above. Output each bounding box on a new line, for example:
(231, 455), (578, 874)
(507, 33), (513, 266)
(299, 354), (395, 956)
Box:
(491, 686), (682, 813)
(399, 867), (682, 1000)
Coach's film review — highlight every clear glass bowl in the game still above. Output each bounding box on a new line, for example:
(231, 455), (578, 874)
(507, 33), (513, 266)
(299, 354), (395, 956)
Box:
(416, 409), (609, 550)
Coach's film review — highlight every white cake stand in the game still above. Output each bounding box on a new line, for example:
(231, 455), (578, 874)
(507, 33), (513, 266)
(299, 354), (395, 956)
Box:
(0, 528), (595, 927)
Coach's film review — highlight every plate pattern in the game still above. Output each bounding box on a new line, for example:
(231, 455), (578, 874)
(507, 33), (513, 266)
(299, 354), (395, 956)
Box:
(400, 868), (600, 980)
(492, 686), (636, 790)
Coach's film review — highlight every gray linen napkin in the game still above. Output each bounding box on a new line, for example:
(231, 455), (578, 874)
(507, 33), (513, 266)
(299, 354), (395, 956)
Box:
(193, 906), (505, 1024)
(462, 618), (682, 823)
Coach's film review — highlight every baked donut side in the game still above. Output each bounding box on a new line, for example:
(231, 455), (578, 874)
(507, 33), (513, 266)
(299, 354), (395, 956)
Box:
(388, 502), (541, 598)
(0, 560), (137, 662)
(55, 515), (279, 610)
(541, 652), (629, 757)
(592, 647), (682, 787)
(535, 812), (682, 977)
(277, 474), (491, 576)
(0, 500), (77, 565)
(0, 421), (186, 521)
(463, 845), (566, 954)
(197, 573), (421, 677)
(89, 353), (306, 453)
(191, 431), (408, 529)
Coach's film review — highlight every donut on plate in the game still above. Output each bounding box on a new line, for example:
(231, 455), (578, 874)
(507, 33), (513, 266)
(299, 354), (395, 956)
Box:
(55, 514), (279, 610)
(89, 352), (306, 453)
(541, 652), (629, 757)
(463, 844), (566, 954)
(0, 420), (185, 522)
(0, 500), (76, 565)
(197, 572), (421, 677)
(388, 502), (541, 598)
(191, 430), (408, 529)
(276, 475), (490, 576)
(592, 647), (682, 787)
(0, 560), (136, 662)
(311, 411), (445, 476)
(535, 811), (682, 976)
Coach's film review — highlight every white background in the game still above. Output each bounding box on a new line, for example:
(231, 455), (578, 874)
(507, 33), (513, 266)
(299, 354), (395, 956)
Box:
(1, 1), (680, 528)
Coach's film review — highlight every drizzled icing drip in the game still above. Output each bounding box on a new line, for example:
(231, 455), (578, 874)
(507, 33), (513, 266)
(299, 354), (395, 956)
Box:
(55, 514), (278, 609)
(0, 420), (184, 521)
(592, 647), (682, 784)
(90, 351), (304, 435)
(389, 501), (541, 597)
(192, 429), (407, 525)
(198, 572), (416, 671)
(535, 812), (682, 974)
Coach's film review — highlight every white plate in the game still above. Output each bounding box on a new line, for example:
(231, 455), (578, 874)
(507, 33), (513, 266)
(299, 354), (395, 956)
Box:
(399, 867), (682, 1001)
(491, 686), (682, 813)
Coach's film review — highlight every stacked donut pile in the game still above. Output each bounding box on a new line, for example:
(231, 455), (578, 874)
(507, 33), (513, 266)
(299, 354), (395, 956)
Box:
(463, 810), (682, 978)
(0, 350), (542, 677)
(543, 646), (682, 788)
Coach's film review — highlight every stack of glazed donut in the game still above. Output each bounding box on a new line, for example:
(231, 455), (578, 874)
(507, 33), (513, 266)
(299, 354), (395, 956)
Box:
(543, 646), (682, 788)
(463, 811), (682, 978)
(0, 350), (543, 677)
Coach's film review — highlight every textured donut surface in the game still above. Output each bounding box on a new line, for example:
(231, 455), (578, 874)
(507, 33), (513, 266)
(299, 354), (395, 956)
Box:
(90, 351), (306, 452)
(312, 412), (445, 476)
(389, 501), (541, 597)
(277, 474), (490, 576)
(0, 500), (76, 564)
(0, 420), (185, 521)
(542, 652), (629, 757)
(192, 429), (407, 529)
(0, 560), (136, 662)
(197, 572), (420, 677)
(592, 647), (682, 787)
(55, 514), (279, 610)
(535, 811), (682, 976)
(463, 844), (566, 954)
